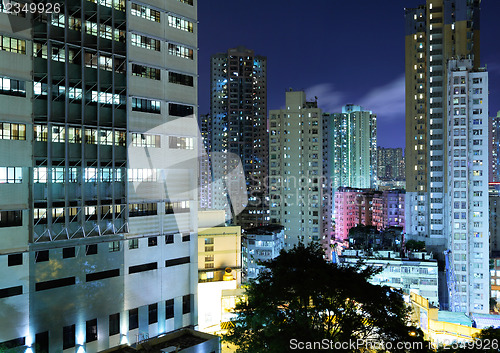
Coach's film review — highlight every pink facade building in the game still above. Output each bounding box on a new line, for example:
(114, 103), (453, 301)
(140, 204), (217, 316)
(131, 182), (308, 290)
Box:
(334, 187), (405, 242)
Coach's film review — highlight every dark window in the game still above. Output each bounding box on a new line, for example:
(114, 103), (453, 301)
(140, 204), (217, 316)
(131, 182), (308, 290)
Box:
(165, 234), (174, 244)
(86, 269), (120, 282)
(0, 210), (22, 227)
(129, 262), (157, 274)
(166, 299), (174, 319)
(109, 313), (120, 336)
(35, 332), (48, 353)
(165, 256), (190, 267)
(63, 247), (75, 258)
(182, 294), (191, 314)
(168, 72), (194, 87)
(0, 285), (22, 299)
(148, 303), (158, 324)
(62, 324), (75, 350)
(129, 308), (138, 330)
(8, 253), (22, 266)
(86, 319), (98, 342)
(35, 250), (49, 263)
(35, 277), (75, 291)
(169, 103), (193, 117)
(132, 64), (161, 80)
(182, 233), (190, 242)
(0, 337), (25, 350)
(148, 236), (157, 247)
(86, 244), (98, 255)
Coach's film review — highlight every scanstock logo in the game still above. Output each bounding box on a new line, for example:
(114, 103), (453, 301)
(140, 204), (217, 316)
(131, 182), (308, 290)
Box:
(129, 114), (248, 230)
(5, 1), (62, 33)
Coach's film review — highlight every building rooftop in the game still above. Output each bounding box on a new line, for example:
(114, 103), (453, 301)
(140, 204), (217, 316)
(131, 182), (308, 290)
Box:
(243, 224), (284, 235)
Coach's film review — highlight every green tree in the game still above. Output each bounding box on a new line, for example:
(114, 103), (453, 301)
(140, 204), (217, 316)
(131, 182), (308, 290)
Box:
(224, 243), (426, 352)
(405, 240), (426, 251)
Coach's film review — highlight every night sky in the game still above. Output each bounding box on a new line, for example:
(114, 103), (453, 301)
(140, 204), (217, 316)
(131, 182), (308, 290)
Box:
(197, 0), (500, 149)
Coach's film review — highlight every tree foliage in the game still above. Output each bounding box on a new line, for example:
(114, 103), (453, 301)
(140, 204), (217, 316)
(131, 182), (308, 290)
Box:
(224, 243), (425, 352)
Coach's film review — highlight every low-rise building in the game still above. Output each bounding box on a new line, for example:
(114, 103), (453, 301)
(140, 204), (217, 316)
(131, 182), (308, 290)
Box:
(340, 249), (439, 306)
(242, 225), (284, 281)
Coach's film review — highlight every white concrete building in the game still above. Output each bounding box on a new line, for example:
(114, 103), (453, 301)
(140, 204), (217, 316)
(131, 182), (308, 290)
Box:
(341, 250), (439, 306)
(269, 90), (322, 248)
(0, 0), (200, 350)
(444, 59), (489, 313)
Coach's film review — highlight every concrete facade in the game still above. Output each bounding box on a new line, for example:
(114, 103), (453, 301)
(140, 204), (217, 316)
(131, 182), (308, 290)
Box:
(0, 0), (199, 351)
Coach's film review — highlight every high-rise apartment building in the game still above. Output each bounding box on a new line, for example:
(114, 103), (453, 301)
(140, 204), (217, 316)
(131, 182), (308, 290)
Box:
(377, 147), (405, 181)
(0, 0), (199, 350)
(209, 46), (268, 229)
(404, 1), (490, 314)
(444, 59), (488, 313)
(323, 104), (377, 192)
(269, 90), (322, 249)
(322, 105), (377, 250)
(404, 0), (480, 240)
(198, 113), (213, 209)
(490, 111), (500, 183)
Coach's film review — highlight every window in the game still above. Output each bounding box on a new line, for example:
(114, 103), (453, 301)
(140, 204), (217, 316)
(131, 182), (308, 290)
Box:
(109, 241), (120, 252)
(129, 262), (157, 274)
(86, 319), (98, 342)
(131, 33), (160, 51)
(109, 313), (120, 336)
(129, 238), (139, 249)
(169, 103), (193, 117)
(148, 236), (157, 247)
(168, 72), (194, 87)
(0, 35), (26, 54)
(205, 238), (214, 245)
(165, 257), (189, 267)
(132, 64), (161, 80)
(86, 269), (119, 282)
(129, 203), (157, 217)
(182, 233), (190, 242)
(86, 244), (98, 255)
(0, 167), (22, 184)
(131, 3), (160, 22)
(0, 285), (22, 299)
(182, 294), (191, 314)
(129, 308), (138, 330)
(168, 14), (193, 32)
(0, 122), (26, 140)
(0, 210), (22, 228)
(165, 200), (190, 214)
(8, 253), (22, 266)
(63, 247), (75, 259)
(166, 299), (174, 319)
(169, 136), (194, 149)
(131, 133), (161, 147)
(35, 250), (49, 263)
(148, 303), (158, 324)
(0, 77), (26, 97)
(165, 234), (174, 244)
(178, 0), (193, 5)
(62, 324), (75, 350)
(132, 97), (161, 114)
(168, 43), (193, 60)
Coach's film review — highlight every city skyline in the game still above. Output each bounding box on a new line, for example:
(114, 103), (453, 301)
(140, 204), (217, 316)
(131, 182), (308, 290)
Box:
(198, 0), (500, 149)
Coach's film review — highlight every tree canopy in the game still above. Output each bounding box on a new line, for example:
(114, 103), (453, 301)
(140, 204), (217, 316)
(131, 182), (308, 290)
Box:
(224, 242), (426, 352)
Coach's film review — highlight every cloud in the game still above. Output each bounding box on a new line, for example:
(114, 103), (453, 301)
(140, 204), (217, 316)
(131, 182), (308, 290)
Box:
(305, 83), (345, 113)
(305, 75), (406, 122)
(358, 75), (405, 122)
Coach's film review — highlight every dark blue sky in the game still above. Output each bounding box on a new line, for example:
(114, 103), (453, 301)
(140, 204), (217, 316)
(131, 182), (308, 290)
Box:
(198, 1), (500, 149)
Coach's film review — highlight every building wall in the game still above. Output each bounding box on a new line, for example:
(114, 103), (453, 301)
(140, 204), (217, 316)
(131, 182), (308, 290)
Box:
(0, 0), (199, 350)
(490, 111), (500, 183)
(209, 47), (268, 228)
(445, 59), (489, 314)
(269, 90), (322, 249)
